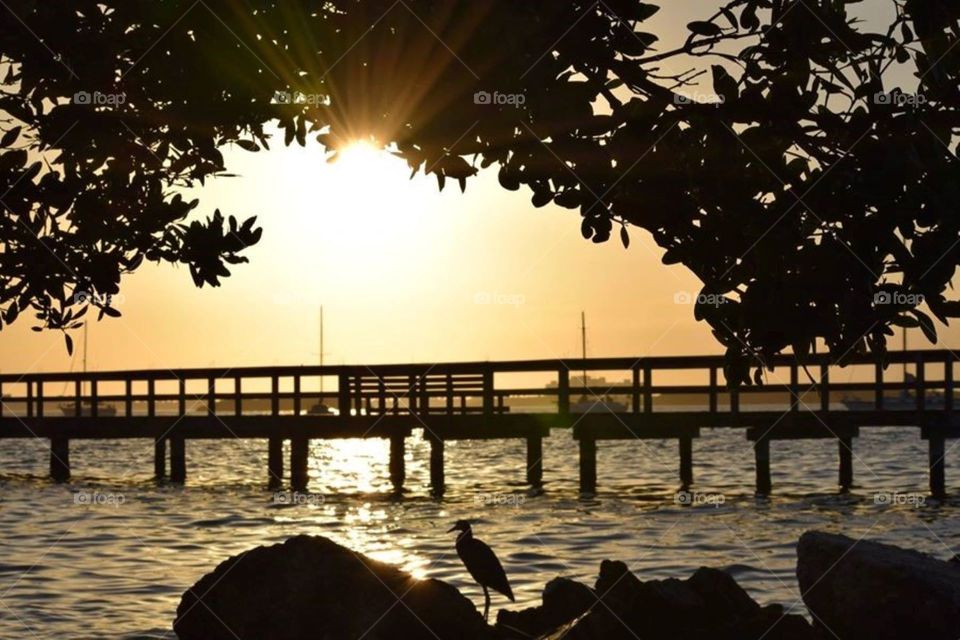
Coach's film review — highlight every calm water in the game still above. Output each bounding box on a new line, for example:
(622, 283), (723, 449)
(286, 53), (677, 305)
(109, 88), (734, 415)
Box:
(0, 427), (957, 639)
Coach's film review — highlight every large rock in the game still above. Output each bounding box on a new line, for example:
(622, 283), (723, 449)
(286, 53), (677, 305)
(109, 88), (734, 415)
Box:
(797, 531), (960, 640)
(174, 535), (492, 640)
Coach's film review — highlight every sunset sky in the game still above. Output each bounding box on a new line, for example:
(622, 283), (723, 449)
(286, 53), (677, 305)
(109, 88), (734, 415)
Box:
(1, 2), (950, 375)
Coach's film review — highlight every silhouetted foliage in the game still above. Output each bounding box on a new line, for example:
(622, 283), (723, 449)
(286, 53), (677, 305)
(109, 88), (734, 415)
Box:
(1, 1), (958, 380)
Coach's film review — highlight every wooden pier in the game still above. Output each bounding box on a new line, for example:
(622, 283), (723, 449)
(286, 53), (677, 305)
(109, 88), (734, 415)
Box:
(0, 350), (957, 496)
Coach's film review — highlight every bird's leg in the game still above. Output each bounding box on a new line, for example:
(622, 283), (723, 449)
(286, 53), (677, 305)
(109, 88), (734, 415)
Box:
(483, 585), (490, 622)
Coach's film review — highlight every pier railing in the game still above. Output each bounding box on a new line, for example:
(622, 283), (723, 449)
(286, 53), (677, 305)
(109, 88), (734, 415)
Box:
(1, 350), (955, 419)
(2, 350), (957, 496)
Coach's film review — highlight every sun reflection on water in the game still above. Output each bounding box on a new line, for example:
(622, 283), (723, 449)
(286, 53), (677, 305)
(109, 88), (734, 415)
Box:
(309, 438), (392, 494)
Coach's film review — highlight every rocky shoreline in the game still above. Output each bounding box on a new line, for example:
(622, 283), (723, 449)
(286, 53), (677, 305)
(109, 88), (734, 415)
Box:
(174, 531), (960, 639)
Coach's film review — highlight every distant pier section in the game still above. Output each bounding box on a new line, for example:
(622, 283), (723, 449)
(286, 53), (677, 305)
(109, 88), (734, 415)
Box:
(0, 351), (957, 496)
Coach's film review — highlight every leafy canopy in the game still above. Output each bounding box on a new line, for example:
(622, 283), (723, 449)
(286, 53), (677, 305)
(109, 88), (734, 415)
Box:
(1, 0), (959, 381)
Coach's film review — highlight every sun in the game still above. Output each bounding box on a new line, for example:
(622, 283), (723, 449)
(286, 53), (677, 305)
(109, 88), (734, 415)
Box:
(331, 140), (392, 174)
(264, 136), (449, 283)
(316, 140), (423, 242)
(323, 140), (410, 213)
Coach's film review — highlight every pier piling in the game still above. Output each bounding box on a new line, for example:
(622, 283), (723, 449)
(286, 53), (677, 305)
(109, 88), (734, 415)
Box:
(268, 437), (284, 489)
(754, 438), (771, 495)
(526, 435), (543, 487)
(389, 434), (405, 491)
(679, 436), (693, 488)
(290, 438), (309, 492)
(154, 438), (166, 479)
(838, 437), (853, 490)
(929, 434), (946, 498)
(50, 437), (70, 483)
(170, 437), (186, 483)
(579, 438), (597, 494)
(429, 438), (445, 495)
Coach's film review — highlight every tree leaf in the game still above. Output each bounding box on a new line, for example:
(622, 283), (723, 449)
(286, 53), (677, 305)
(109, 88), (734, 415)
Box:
(740, 5), (760, 31)
(720, 7), (738, 29)
(688, 21), (723, 37)
(912, 309), (938, 344)
(1, 126), (21, 148)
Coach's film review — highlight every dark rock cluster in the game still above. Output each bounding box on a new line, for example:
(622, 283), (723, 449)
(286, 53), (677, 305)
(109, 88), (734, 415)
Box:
(174, 532), (960, 639)
(498, 562), (815, 640)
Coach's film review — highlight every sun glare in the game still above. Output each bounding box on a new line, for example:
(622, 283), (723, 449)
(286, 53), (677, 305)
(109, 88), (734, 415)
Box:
(270, 137), (448, 288)
(333, 140), (389, 172)
(322, 140), (413, 219)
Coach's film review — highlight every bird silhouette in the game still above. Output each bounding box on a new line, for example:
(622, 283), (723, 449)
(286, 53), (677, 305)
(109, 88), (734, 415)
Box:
(448, 520), (515, 621)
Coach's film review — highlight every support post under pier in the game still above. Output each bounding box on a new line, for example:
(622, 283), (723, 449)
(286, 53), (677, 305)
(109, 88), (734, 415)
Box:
(268, 437), (284, 489)
(389, 435), (406, 491)
(838, 437), (853, 491)
(50, 437), (70, 483)
(170, 437), (186, 483)
(579, 438), (597, 495)
(754, 438), (771, 496)
(154, 438), (166, 480)
(679, 436), (693, 488)
(929, 435), (946, 499)
(429, 438), (445, 496)
(290, 438), (309, 492)
(526, 435), (543, 487)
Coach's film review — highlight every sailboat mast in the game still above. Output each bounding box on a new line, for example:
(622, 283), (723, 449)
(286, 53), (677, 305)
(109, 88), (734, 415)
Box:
(902, 326), (907, 383)
(319, 305), (324, 394)
(581, 311), (587, 391)
(83, 323), (89, 397)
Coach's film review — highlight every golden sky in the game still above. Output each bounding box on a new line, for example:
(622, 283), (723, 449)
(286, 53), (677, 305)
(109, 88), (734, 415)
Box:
(0, 2), (951, 375)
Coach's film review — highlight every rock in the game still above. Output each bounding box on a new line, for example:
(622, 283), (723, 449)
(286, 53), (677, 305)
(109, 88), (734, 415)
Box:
(797, 531), (960, 640)
(507, 561), (818, 640)
(589, 562), (771, 638)
(174, 535), (492, 640)
(496, 577), (595, 638)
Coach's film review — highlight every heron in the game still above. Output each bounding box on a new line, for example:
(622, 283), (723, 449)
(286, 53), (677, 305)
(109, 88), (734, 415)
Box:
(447, 520), (515, 621)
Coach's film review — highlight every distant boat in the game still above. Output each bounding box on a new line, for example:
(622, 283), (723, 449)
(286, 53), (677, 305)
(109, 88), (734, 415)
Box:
(842, 394), (945, 411)
(843, 374), (945, 411)
(307, 305), (332, 415)
(571, 394), (629, 414)
(571, 311), (628, 414)
(61, 402), (118, 417)
(60, 323), (118, 417)
(842, 330), (946, 411)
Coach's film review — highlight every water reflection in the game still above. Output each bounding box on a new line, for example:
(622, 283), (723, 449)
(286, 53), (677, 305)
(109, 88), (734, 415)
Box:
(0, 427), (956, 638)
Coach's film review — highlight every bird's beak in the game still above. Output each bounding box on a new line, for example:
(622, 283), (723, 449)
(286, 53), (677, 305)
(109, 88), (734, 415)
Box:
(446, 525), (457, 533)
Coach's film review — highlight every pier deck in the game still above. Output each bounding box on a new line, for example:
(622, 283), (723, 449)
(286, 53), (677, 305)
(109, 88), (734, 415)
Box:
(0, 351), (956, 495)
